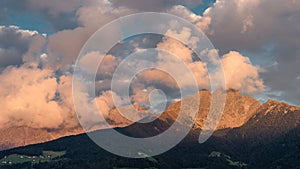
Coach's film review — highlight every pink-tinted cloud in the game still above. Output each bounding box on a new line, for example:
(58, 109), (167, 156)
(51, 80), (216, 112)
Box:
(218, 51), (264, 93)
(0, 64), (64, 129)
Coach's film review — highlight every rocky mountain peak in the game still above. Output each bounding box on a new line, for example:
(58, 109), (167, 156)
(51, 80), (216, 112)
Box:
(260, 99), (300, 115)
(159, 89), (261, 130)
(214, 89), (261, 129)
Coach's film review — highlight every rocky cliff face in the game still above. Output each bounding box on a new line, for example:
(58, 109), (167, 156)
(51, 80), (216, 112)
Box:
(160, 89), (261, 130)
(216, 89), (261, 129)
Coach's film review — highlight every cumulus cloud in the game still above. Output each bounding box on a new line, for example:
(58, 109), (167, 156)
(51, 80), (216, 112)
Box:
(56, 75), (81, 129)
(157, 34), (264, 93)
(218, 51), (264, 93)
(96, 90), (123, 117)
(0, 26), (46, 69)
(73, 81), (125, 131)
(154, 26), (265, 94)
(157, 36), (194, 63)
(46, 27), (91, 70)
(0, 64), (64, 129)
(46, 0), (134, 70)
(0, 57), (79, 130)
(156, 28), (210, 89)
(0, 61), (123, 130)
(130, 85), (154, 105)
(204, 0), (300, 104)
(168, 5), (212, 32)
(78, 51), (118, 79)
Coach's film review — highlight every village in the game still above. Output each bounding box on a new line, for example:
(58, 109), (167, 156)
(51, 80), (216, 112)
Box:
(0, 151), (66, 166)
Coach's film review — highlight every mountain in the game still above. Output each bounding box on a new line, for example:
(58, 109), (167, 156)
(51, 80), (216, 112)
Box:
(0, 89), (260, 151)
(224, 99), (300, 145)
(216, 99), (300, 168)
(1, 90), (300, 168)
(160, 89), (261, 129)
(0, 126), (83, 151)
(0, 105), (149, 151)
(106, 104), (155, 127)
(1, 97), (299, 169)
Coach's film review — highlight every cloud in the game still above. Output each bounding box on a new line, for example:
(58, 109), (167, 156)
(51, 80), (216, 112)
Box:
(45, 1), (134, 70)
(167, 5), (212, 32)
(0, 64), (64, 129)
(46, 27), (93, 69)
(0, 62), (123, 130)
(154, 26), (264, 94)
(156, 28), (210, 89)
(0, 0), (83, 31)
(110, 0), (203, 12)
(241, 15), (254, 34)
(56, 75), (81, 129)
(204, 0), (300, 104)
(96, 90), (123, 117)
(0, 0), (204, 32)
(157, 36), (194, 63)
(73, 82), (125, 131)
(0, 26), (46, 69)
(78, 52), (119, 79)
(76, 1), (134, 29)
(218, 51), (264, 93)
(26, 0), (85, 15)
(130, 84), (154, 105)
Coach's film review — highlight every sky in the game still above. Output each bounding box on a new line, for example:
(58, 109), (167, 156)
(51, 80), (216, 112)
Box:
(0, 0), (299, 131)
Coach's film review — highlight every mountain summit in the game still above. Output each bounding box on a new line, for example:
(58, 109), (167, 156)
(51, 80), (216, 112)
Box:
(160, 89), (261, 130)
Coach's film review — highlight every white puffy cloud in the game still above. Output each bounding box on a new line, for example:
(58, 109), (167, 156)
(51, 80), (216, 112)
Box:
(218, 51), (264, 93)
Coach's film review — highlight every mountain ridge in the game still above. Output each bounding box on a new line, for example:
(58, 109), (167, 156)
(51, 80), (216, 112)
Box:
(1, 97), (299, 168)
(0, 89), (298, 152)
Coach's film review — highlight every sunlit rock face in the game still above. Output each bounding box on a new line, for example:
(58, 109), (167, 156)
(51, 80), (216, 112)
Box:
(160, 89), (261, 130)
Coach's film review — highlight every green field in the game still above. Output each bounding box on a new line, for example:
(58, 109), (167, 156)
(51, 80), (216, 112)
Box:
(0, 151), (66, 166)
(42, 150), (66, 159)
